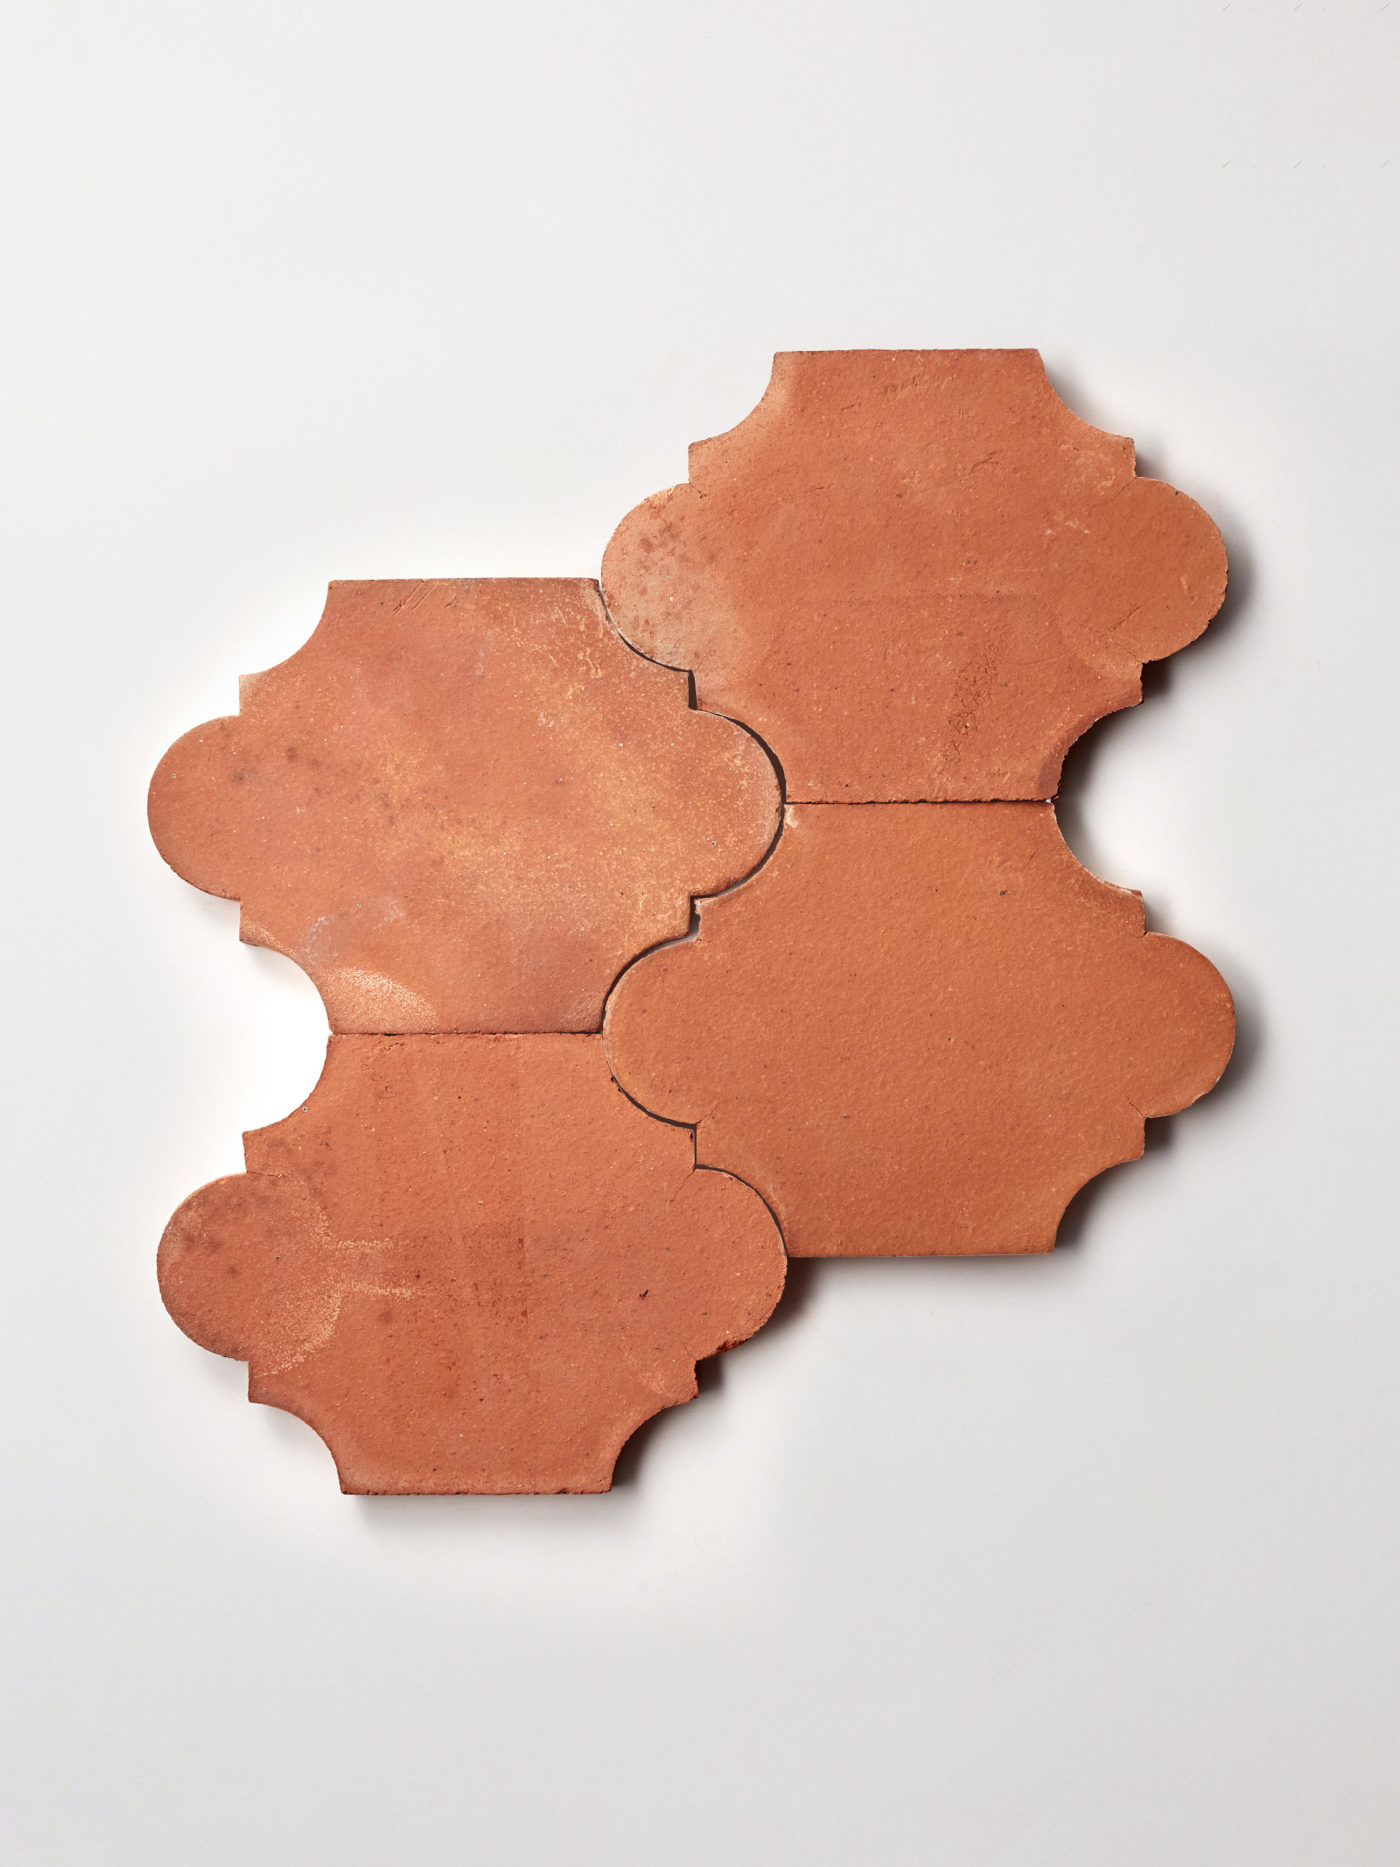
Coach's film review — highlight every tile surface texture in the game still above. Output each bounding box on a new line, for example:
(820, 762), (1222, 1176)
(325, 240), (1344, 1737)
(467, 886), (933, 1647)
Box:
(149, 576), (784, 1490)
(150, 349), (1235, 1487)
(602, 350), (1227, 802)
(158, 1035), (785, 1493)
(149, 577), (778, 1034)
(604, 803), (1234, 1258)
(599, 350), (1233, 1262)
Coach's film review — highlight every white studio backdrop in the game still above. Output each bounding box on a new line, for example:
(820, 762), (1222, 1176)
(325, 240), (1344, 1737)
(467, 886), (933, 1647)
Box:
(2, 3), (1396, 1863)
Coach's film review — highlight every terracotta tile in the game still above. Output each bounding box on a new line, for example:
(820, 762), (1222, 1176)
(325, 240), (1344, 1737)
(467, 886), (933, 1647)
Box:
(149, 578), (779, 1033)
(150, 356), (1238, 1487)
(157, 1035), (785, 1493)
(601, 350), (1227, 801)
(604, 803), (1234, 1257)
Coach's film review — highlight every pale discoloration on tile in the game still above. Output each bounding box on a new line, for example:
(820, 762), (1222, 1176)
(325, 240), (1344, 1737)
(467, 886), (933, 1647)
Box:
(149, 578), (779, 1033)
(602, 351), (1227, 802)
(151, 352), (1236, 1487)
(159, 1035), (786, 1493)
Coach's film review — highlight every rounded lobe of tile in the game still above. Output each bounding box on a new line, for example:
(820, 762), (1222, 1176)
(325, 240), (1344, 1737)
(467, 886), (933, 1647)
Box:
(158, 1170), (392, 1375)
(1066, 477), (1228, 671)
(603, 803), (1235, 1258)
(601, 350), (1227, 801)
(148, 719), (244, 903)
(1118, 930), (1237, 1118)
(158, 1035), (786, 1493)
(147, 579), (779, 1033)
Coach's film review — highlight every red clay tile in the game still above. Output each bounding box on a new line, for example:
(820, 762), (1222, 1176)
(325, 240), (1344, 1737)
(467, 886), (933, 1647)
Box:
(158, 1034), (785, 1492)
(149, 578), (778, 1033)
(601, 350), (1227, 801)
(151, 356), (1238, 1488)
(604, 803), (1234, 1257)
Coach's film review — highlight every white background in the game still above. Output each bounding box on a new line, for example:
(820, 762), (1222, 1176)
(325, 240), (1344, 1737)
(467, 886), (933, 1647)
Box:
(2, 3), (1396, 1862)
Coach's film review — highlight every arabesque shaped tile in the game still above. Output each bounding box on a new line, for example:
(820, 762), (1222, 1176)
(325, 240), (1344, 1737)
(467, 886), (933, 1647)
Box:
(149, 578), (779, 1033)
(601, 350), (1227, 801)
(604, 803), (1235, 1257)
(149, 356), (1240, 1492)
(158, 1035), (785, 1493)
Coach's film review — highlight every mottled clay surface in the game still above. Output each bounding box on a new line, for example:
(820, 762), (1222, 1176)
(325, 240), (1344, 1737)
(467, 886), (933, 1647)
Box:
(149, 579), (778, 1033)
(605, 804), (1234, 1257)
(149, 355), (1238, 1489)
(601, 350), (1227, 801)
(158, 1035), (785, 1493)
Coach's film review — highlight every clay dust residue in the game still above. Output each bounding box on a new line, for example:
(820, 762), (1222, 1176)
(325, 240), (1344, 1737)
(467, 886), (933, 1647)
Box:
(320, 967), (437, 1033)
